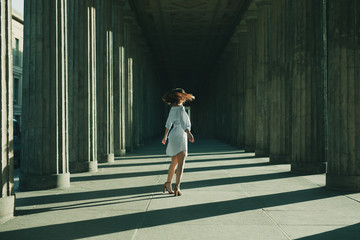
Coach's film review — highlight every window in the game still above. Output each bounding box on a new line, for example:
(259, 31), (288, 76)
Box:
(14, 38), (20, 66)
(13, 116), (20, 137)
(14, 77), (19, 104)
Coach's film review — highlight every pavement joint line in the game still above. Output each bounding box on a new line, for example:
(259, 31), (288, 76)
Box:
(301, 174), (326, 188)
(215, 159), (251, 198)
(345, 195), (360, 204)
(131, 174), (162, 240)
(262, 208), (292, 240)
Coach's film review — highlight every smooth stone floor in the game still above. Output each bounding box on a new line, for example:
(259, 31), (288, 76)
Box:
(0, 138), (360, 239)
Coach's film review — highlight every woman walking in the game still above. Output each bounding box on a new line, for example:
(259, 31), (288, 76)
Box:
(161, 88), (195, 196)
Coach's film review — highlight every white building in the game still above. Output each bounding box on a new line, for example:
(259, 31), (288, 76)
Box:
(12, 9), (23, 126)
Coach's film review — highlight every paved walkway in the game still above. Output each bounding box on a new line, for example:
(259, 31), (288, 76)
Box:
(0, 138), (360, 240)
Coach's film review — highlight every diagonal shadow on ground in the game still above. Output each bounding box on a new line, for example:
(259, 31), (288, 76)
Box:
(73, 161), (272, 182)
(295, 222), (360, 240)
(17, 171), (297, 207)
(15, 194), (173, 216)
(0, 187), (342, 240)
(102, 155), (261, 168)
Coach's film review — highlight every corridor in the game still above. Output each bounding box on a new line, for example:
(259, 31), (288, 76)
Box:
(0, 138), (359, 239)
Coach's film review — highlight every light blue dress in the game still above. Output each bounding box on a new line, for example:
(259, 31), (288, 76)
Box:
(165, 106), (191, 156)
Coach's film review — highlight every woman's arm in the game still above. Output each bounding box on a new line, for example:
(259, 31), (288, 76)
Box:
(162, 128), (170, 145)
(185, 129), (195, 143)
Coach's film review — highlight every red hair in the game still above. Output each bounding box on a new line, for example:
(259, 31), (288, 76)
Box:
(162, 88), (195, 105)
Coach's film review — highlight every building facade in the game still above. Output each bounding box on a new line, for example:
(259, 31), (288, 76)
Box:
(12, 10), (23, 125)
(12, 10), (23, 168)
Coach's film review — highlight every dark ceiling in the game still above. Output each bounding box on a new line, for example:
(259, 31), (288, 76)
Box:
(130, 0), (251, 91)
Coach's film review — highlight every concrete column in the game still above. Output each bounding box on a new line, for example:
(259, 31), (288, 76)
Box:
(112, 0), (126, 156)
(0, 0), (15, 222)
(223, 44), (236, 145)
(244, 8), (258, 152)
(214, 68), (222, 139)
(291, 0), (325, 174)
(203, 73), (216, 137)
(68, 0), (97, 173)
(217, 58), (229, 142)
(225, 55), (233, 144)
(269, 0), (292, 163)
(137, 40), (147, 145)
(132, 26), (142, 149)
(20, 0), (70, 189)
(236, 22), (247, 149)
(255, 0), (272, 157)
(229, 39), (240, 146)
(141, 51), (151, 143)
(326, 0), (360, 191)
(96, 0), (114, 163)
(124, 12), (134, 152)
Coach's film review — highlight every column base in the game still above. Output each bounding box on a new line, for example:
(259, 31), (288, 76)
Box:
(229, 140), (237, 147)
(270, 153), (291, 164)
(236, 141), (245, 149)
(98, 153), (114, 163)
(326, 174), (360, 192)
(115, 149), (126, 156)
(70, 160), (98, 173)
(120, 149), (126, 156)
(126, 146), (133, 153)
(291, 162), (326, 174)
(245, 144), (255, 153)
(19, 172), (70, 190)
(255, 149), (269, 157)
(0, 195), (15, 224)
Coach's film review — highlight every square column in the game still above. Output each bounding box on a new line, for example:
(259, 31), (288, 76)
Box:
(229, 38), (242, 147)
(0, 0), (15, 222)
(68, 0), (98, 172)
(255, 0), (272, 157)
(326, 0), (360, 191)
(112, 0), (126, 156)
(269, 0), (292, 163)
(291, 0), (326, 174)
(131, 25), (143, 149)
(124, 12), (135, 152)
(20, 0), (70, 190)
(244, 9), (258, 152)
(236, 22), (247, 149)
(96, 0), (114, 163)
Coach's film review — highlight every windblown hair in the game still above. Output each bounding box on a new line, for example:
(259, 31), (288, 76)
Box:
(162, 88), (195, 105)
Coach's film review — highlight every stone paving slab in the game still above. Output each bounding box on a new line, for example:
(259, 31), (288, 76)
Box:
(0, 138), (360, 239)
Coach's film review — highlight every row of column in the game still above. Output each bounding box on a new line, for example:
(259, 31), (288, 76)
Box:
(17, 0), (162, 191)
(202, 0), (360, 191)
(0, 0), (163, 221)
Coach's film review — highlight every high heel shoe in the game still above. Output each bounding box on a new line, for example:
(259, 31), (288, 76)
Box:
(174, 184), (182, 196)
(163, 182), (174, 194)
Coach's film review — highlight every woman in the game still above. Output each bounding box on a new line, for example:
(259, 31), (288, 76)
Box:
(161, 88), (195, 196)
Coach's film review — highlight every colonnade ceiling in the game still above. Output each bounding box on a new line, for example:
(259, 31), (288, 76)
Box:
(129, 0), (251, 90)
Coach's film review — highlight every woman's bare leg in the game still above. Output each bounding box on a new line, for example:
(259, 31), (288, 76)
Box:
(175, 151), (186, 185)
(167, 155), (178, 183)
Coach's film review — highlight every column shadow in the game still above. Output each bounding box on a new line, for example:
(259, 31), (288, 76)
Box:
(1, 187), (344, 240)
(101, 155), (262, 169)
(17, 171), (298, 207)
(73, 160), (271, 182)
(295, 222), (360, 240)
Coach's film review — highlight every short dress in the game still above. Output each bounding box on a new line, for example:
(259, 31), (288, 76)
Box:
(165, 106), (191, 157)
